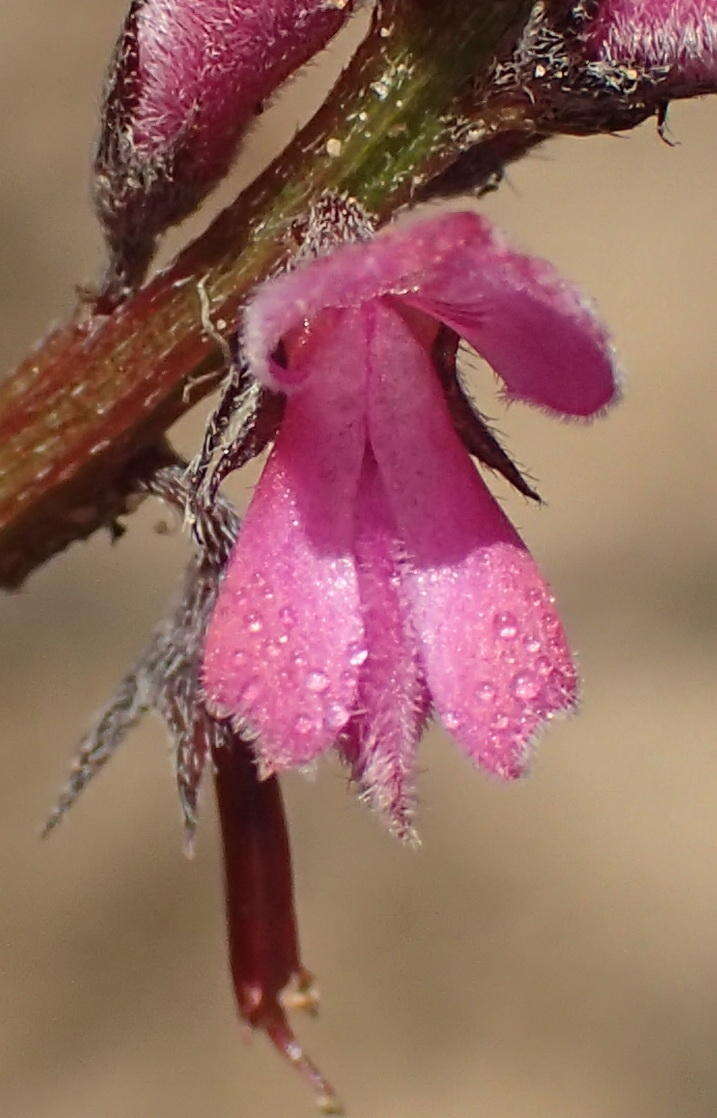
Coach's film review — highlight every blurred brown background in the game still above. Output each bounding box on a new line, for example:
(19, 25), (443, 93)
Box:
(1, 3), (715, 1116)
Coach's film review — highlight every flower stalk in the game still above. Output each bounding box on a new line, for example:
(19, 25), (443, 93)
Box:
(0, 0), (533, 588)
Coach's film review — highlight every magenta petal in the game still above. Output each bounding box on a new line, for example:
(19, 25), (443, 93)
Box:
(403, 223), (618, 420)
(203, 310), (367, 770)
(244, 210), (617, 418)
(367, 301), (578, 778)
(340, 454), (428, 840)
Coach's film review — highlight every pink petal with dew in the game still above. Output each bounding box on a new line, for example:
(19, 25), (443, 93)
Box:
(340, 453), (429, 841)
(367, 300), (578, 779)
(585, 0), (717, 93)
(244, 210), (618, 418)
(203, 309), (367, 770)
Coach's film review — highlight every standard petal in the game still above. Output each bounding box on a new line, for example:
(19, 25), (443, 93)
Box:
(367, 301), (578, 779)
(339, 454), (428, 841)
(203, 309), (367, 770)
(403, 221), (618, 419)
(244, 210), (617, 418)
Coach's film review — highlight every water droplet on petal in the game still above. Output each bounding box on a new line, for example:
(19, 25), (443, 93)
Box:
(477, 681), (496, 703)
(306, 670), (329, 693)
(493, 611), (518, 640)
(443, 711), (460, 731)
(511, 671), (541, 702)
(325, 703), (350, 730)
(541, 610), (560, 632)
(245, 611), (263, 634)
(523, 636), (541, 654)
(293, 714), (314, 735)
(279, 606), (297, 627)
(239, 677), (261, 706)
(348, 645), (369, 667)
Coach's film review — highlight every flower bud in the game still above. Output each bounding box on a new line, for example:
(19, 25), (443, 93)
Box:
(94, 0), (354, 307)
(584, 0), (717, 98)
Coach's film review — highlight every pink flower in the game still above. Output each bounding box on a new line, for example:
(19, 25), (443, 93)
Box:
(202, 211), (619, 836)
(584, 0), (717, 96)
(94, 0), (354, 303)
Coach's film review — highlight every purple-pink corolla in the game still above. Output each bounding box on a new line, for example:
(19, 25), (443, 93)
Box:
(584, 0), (717, 96)
(202, 211), (619, 836)
(94, 0), (354, 305)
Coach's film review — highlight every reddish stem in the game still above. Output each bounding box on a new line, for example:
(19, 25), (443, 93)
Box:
(213, 739), (342, 1113)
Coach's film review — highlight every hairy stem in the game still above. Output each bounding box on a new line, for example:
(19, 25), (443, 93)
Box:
(0, 0), (535, 587)
(4, 0), (685, 588)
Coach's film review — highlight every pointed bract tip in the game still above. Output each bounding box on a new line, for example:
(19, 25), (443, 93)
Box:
(265, 1014), (343, 1116)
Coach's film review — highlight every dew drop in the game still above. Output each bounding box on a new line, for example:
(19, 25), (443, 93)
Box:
(523, 635), (541, 654)
(511, 671), (541, 702)
(348, 645), (369, 667)
(245, 611), (263, 634)
(326, 703), (350, 730)
(239, 677), (261, 706)
(292, 651), (306, 668)
(541, 609), (560, 632)
(477, 681), (496, 703)
(443, 711), (460, 731)
(279, 606), (297, 627)
(526, 587), (543, 605)
(493, 611), (518, 640)
(306, 670), (329, 693)
(278, 633), (289, 645)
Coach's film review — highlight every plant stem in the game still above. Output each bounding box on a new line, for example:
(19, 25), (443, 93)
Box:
(0, 0), (535, 588)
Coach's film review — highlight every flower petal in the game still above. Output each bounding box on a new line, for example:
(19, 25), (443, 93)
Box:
(203, 309), (367, 770)
(339, 453), (428, 841)
(244, 210), (617, 418)
(403, 225), (618, 420)
(367, 301), (578, 778)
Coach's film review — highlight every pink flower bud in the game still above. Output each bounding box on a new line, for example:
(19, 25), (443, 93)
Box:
(584, 0), (717, 96)
(94, 0), (354, 306)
